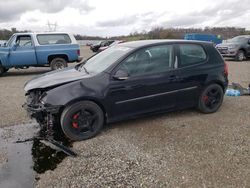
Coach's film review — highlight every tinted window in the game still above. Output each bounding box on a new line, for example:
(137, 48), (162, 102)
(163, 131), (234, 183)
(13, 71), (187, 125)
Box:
(16, 35), (32, 47)
(119, 45), (174, 77)
(179, 44), (206, 67)
(37, 34), (71, 45)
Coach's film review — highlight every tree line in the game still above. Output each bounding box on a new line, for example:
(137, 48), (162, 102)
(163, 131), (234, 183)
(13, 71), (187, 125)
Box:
(1, 26), (249, 41)
(0, 28), (29, 40)
(115, 27), (249, 41)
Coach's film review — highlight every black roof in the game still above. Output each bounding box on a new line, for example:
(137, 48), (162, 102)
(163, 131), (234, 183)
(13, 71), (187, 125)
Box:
(120, 39), (213, 48)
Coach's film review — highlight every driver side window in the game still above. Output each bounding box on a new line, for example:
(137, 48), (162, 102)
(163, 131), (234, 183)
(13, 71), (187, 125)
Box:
(15, 35), (32, 47)
(118, 44), (174, 77)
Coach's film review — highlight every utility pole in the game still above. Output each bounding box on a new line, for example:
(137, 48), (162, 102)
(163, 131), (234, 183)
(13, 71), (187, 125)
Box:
(47, 21), (57, 32)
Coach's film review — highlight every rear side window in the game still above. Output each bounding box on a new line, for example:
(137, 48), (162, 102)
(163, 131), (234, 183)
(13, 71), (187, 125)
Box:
(179, 44), (207, 67)
(37, 34), (71, 45)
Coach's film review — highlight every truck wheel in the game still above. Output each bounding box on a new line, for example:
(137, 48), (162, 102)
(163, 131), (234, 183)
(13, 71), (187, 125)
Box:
(0, 65), (5, 76)
(235, 50), (245, 61)
(60, 101), (104, 141)
(3, 68), (9, 73)
(50, 57), (68, 70)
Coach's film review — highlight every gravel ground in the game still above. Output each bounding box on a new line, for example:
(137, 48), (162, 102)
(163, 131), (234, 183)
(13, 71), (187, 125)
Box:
(0, 47), (250, 187)
(0, 127), (10, 173)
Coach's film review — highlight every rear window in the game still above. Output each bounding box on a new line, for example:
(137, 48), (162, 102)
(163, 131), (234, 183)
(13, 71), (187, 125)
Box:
(179, 44), (207, 67)
(37, 34), (71, 45)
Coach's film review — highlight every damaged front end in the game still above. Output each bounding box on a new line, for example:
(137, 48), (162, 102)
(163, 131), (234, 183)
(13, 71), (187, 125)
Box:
(23, 90), (61, 136)
(23, 90), (77, 157)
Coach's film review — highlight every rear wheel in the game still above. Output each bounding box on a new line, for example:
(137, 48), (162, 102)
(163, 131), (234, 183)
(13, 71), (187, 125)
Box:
(60, 101), (104, 141)
(50, 57), (68, 70)
(198, 84), (224, 113)
(235, 50), (245, 61)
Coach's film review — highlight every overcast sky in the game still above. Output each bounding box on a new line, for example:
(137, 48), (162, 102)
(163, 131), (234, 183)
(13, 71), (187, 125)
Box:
(0, 0), (249, 37)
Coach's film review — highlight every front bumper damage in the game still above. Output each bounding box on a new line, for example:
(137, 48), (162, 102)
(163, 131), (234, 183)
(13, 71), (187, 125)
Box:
(23, 103), (60, 124)
(23, 91), (61, 136)
(23, 92), (77, 156)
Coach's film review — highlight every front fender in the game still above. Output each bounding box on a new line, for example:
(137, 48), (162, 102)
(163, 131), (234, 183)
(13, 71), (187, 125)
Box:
(44, 74), (108, 107)
(0, 48), (10, 67)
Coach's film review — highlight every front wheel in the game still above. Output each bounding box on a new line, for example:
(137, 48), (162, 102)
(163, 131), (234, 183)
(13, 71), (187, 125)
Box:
(60, 101), (104, 141)
(198, 84), (224, 113)
(0, 65), (6, 76)
(235, 50), (245, 61)
(50, 57), (68, 70)
(3, 68), (9, 73)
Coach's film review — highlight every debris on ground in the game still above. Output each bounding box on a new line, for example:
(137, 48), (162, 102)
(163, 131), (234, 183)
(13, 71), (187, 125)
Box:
(226, 82), (250, 96)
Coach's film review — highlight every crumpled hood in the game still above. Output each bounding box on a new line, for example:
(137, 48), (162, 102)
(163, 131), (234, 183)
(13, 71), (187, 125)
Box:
(24, 66), (90, 92)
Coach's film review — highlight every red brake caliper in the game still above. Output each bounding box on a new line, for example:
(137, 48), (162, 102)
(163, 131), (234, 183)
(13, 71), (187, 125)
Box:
(72, 114), (79, 129)
(202, 95), (209, 103)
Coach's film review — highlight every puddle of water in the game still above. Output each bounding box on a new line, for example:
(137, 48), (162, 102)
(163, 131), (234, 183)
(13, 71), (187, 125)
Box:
(0, 124), (37, 188)
(32, 126), (72, 174)
(0, 123), (73, 188)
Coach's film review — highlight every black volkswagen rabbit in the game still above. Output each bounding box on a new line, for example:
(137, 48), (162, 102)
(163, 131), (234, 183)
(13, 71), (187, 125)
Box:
(24, 40), (228, 141)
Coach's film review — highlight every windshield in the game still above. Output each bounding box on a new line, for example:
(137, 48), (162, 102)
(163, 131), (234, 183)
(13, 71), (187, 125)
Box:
(228, 36), (248, 43)
(6, 35), (15, 46)
(79, 45), (132, 74)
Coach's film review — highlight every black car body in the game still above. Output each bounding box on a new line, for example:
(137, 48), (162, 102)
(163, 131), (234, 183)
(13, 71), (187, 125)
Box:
(24, 40), (228, 140)
(90, 40), (114, 52)
(216, 35), (250, 61)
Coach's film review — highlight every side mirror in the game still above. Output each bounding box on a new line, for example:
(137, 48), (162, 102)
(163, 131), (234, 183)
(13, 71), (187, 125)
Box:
(113, 69), (129, 80)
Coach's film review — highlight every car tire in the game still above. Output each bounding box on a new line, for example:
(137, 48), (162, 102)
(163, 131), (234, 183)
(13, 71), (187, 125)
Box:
(50, 57), (68, 70)
(235, 50), (245, 61)
(60, 101), (104, 141)
(198, 84), (224, 114)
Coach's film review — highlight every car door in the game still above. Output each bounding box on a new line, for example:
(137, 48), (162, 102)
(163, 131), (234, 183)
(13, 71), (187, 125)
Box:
(8, 35), (37, 67)
(106, 44), (181, 121)
(175, 43), (209, 108)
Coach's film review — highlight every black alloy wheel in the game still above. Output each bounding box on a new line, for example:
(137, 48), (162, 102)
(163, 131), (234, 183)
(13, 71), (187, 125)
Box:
(198, 84), (224, 113)
(60, 101), (104, 141)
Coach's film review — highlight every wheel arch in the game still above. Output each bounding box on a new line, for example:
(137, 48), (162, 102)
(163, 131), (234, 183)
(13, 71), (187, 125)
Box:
(238, 48), (247, 55)
(204, 80), (226, 92)
(48, 54), (69, 63)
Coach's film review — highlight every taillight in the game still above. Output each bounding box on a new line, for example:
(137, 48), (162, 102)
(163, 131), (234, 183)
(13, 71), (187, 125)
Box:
(224, 61), (228, 76)
(77, 49), (80, 56)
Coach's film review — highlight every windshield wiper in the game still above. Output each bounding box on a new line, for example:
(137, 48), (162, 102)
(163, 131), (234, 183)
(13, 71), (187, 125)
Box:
(82, 66), (89, 74)
(76, 63), (89, 74)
